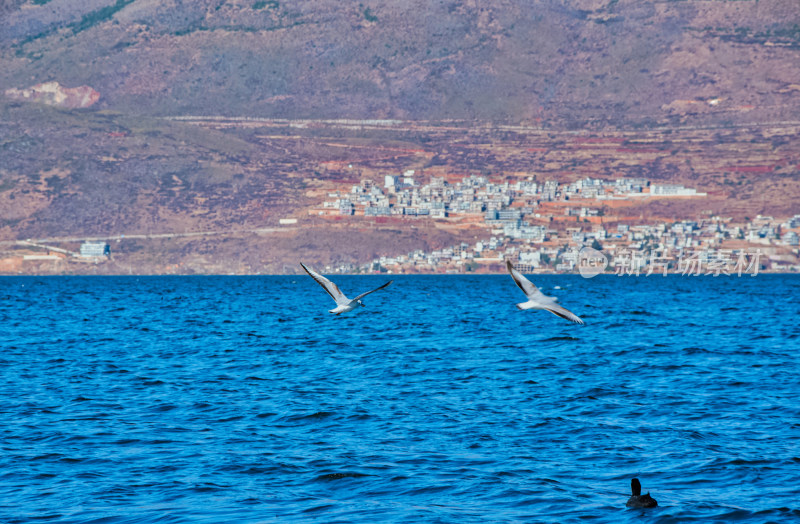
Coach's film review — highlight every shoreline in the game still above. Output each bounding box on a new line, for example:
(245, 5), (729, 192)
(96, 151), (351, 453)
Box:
(1, 271), (795, 277)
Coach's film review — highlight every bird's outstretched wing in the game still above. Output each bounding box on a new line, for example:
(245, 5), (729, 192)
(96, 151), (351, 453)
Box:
(541, 302), (585, 324)
(352, 280), (393, 302)
(300, 263), (348, 305)
(506, 260), (546, 300)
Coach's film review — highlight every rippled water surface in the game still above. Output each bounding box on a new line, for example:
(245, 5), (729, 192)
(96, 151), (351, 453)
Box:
(1, 275), (799, 523)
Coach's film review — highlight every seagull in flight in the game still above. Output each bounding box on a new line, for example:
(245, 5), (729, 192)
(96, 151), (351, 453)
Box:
(300, 262), (393, 315)
(506, 260), (584, 324)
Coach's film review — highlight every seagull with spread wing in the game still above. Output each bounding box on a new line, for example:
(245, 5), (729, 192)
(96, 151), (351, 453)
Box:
(300, 262), (393, 315)
(506, 260), (584, 324)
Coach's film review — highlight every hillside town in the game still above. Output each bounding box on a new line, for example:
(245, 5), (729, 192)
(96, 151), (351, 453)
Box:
(314, 172), (800, 275)
(319, 171), (705, 220)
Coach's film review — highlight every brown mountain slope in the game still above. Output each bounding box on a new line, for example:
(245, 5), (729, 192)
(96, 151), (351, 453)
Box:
(2, 0), (799, 125)
(2, 99), (798, 274)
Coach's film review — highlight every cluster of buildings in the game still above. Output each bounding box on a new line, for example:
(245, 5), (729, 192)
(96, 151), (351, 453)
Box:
(318, 171), (704, 220)
(2, 240), (110, 272)
(350, 214), (799, 275)
(315, 171), (798, 275)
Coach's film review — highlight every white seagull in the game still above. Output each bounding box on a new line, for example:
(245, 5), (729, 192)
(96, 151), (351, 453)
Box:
(300, 262), (393, 315)
(506, 260), (584, 324)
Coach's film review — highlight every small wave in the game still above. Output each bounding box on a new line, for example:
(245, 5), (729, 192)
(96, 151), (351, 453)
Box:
(532, 417), (566, 428)
(192, 482), (228, 492)
(113, 439), (141, 445)
(313, 472), (372, 481)
(217, 415), (244, 423)
(727, 458), (776, 466)
(75, 471), (105, 479)
(236, 466), (279, 475)
(659, 364), (693, 371)
(281, 411), (336, 423)
(541, 336), (579, 342)
(58, 456), (87, 464)
(538, 477), (561, 485)
(32, 453), (64, 461)
(402, 485), (452, 495)
(683, 346), (711, 354)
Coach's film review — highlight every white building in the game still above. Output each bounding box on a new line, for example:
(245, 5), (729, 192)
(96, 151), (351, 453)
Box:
(651, 184), (702, 196)
(80, 241), (110, 258)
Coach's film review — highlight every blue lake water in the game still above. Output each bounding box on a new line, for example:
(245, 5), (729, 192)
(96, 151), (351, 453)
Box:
(1, 274), (799, 523)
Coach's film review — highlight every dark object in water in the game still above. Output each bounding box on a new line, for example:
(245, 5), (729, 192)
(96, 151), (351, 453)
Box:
(626, 478), (658, 508)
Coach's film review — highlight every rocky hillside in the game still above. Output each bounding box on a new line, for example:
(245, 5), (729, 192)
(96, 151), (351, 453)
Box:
(2, 0), (799, 126)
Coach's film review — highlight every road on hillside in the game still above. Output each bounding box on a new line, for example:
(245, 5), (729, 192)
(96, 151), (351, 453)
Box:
(0, 227), (293, 246)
